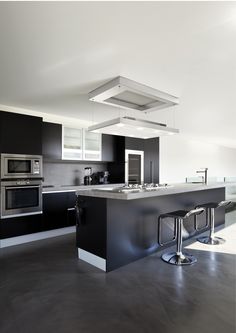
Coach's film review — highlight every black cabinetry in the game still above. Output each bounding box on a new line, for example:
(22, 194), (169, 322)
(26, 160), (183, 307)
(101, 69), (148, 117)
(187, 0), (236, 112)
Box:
(0, 191), (76, 239)
(0, 214), (43, 239)
(107, 136), (159, 184)
(0, 111), (42, 155)
(42, 122), (62, 160)
(103, 135), (125, 183)
(102, 134), (116, 162)
(144, 138), (159, 183)
(43, 191), (76, 230)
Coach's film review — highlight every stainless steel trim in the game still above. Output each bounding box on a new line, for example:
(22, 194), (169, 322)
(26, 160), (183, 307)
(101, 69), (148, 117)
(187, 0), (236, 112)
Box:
(125, 149), (144, 184)
(5, 185), (41, 190)
(1, 211), (43, 219)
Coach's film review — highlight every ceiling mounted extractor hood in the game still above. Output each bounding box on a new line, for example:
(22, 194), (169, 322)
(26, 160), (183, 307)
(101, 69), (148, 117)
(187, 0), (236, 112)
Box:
(88, 117), (179, 139)
(88, 76), (179, 113)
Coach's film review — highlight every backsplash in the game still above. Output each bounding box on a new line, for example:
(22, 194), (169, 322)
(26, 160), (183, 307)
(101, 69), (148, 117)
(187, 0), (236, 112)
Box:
(43, 161), (108, 186)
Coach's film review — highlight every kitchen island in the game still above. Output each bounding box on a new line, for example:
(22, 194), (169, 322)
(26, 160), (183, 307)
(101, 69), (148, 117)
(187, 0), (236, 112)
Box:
(76, 183), (226, 271)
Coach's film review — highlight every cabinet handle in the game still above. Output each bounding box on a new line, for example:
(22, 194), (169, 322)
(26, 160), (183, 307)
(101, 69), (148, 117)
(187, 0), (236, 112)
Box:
(75, 205), (85, 226)
(150, 161), (153, 183)
(67, 207), (76, 211)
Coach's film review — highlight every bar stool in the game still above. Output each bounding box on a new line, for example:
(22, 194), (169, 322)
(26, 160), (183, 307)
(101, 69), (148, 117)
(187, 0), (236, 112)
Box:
(158, 208), (205, 265)
(195, 200), (232, 245)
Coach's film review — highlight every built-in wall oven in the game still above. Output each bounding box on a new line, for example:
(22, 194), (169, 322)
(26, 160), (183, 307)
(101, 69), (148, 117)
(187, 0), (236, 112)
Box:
(0, 179), (42, 219)
(125, 149), (144, 185)
(1, 153), (43, 179)
(0, 154), (43, 219)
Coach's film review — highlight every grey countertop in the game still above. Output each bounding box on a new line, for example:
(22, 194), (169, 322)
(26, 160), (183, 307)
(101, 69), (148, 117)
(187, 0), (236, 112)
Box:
(75, 183), (227, 200)
(42, 183), (124, 194)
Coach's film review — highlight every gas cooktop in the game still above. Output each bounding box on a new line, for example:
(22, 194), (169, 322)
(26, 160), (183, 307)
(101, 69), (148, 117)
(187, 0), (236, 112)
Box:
(93, 183), (171, 193)
(93, 183), (172, 194)
(119, 183), (170, 192)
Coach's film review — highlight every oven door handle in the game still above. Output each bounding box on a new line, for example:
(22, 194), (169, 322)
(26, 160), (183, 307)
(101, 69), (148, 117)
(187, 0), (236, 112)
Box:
(5, 185), (41, 190)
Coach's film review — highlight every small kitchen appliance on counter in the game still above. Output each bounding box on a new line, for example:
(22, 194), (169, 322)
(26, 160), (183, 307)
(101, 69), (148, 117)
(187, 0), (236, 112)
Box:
(103, 171), (109, 184)
(84, 167), (92, 185)
(91, 171), (110, 185)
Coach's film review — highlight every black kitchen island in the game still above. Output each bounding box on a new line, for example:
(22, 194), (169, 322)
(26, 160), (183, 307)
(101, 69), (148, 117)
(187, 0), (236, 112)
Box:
(76, 183), (225, 271)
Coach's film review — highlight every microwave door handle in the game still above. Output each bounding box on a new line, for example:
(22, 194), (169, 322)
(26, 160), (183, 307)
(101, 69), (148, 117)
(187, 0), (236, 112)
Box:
(5, 185), (41, 190)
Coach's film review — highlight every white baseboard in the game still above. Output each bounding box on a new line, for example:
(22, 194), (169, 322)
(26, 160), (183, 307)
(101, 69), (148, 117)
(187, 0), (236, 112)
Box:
(78, 248), (106, 271)
(0, 226), (76, 248)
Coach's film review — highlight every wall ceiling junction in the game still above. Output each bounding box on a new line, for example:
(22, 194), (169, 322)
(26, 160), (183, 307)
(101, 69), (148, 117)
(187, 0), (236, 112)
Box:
(0, 2), (236, 148)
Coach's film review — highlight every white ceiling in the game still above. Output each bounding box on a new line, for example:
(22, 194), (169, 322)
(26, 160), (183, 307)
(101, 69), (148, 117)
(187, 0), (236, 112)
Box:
(0, 2), (236, 147)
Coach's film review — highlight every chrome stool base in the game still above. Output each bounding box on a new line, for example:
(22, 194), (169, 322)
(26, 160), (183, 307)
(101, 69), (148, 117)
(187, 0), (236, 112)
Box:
(197, 236), (225, 245)
(161, 252), (197, 266)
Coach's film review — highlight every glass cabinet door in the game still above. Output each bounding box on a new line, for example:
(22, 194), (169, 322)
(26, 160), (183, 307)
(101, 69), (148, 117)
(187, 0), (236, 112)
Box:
(62, 127), (83, 160)
(128, 154), (142, 184)
(125, 150), (144, 184)
(83, 130), (101, 161)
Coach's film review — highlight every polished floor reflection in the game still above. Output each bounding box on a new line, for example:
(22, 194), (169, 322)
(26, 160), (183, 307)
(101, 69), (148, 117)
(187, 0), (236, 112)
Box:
(0, 213), (235, 333)
(186, 222), (236, 255)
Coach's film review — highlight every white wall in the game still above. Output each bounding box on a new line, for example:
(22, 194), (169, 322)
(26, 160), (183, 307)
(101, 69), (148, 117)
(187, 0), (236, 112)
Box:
(160, 134), (236, 183)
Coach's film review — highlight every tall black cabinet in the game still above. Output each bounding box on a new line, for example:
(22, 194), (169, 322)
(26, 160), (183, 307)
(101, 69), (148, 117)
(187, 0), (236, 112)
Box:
(0, 111), (42, 155)
(42, 122), (62, 160)
(106, 135), (159, 184)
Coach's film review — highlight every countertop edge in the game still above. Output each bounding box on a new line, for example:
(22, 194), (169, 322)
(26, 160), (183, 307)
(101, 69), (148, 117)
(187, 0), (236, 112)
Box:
(42, 183), (124, 194)
(75, 183), (227, 200)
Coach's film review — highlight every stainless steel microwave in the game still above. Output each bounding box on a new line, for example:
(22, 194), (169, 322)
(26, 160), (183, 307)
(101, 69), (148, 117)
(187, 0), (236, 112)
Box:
(0, 153), (43, 179)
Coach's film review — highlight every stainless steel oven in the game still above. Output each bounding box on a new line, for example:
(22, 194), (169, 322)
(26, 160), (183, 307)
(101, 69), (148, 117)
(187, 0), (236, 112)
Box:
(0, 179), (42, 219)
(1, 153), (43, 179)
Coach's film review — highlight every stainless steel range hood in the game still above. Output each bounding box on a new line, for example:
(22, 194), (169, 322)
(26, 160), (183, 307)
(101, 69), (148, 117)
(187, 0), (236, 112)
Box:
(88, 76), (179, 113)
(88, 117), (179, 139)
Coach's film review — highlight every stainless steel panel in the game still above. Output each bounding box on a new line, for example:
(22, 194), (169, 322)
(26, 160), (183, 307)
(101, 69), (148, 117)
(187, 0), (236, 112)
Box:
(0, 179), (42, 218)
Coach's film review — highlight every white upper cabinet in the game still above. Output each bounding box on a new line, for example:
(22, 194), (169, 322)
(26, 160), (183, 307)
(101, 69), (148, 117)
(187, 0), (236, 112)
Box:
(62, 127), (101, 161)
(62, 127), (83, 160)
(83, 129), (101, 161)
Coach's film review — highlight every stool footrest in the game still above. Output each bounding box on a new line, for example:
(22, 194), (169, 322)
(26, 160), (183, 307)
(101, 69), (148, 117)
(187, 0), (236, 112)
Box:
(158, 216), (177, 246)
(194, 208), (209, 231)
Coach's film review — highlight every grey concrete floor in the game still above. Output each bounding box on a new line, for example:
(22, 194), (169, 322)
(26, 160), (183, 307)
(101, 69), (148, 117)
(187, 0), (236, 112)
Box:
(0, 212), (236, 333)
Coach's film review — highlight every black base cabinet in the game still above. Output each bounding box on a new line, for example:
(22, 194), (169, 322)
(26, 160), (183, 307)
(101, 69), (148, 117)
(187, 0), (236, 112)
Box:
(0, 192), (76, 239)
(0, 214), (43, 239)
(43, 192), (77, 230)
